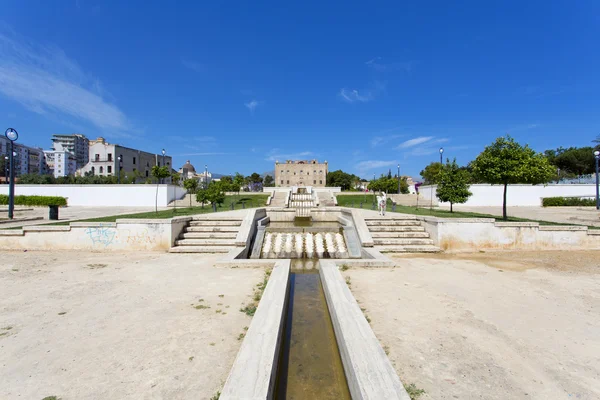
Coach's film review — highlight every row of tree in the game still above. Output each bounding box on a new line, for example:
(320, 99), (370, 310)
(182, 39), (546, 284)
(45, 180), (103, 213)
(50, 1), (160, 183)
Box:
(425, 135), (557, 219)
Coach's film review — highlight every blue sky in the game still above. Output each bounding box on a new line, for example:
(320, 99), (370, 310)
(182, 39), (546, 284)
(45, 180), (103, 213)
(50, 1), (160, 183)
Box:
(1, 1), (599, 179)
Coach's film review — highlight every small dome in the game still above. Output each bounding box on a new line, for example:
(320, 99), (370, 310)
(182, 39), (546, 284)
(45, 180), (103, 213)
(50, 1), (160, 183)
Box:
(181, 160), (196, 173)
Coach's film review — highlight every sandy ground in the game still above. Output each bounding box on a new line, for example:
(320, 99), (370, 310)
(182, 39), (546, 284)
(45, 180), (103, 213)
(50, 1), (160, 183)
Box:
(343, 251), (600, 400)
(0, 251), (264, 400)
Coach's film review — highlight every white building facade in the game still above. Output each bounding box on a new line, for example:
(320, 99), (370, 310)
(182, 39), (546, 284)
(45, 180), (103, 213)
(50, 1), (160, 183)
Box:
(51, 134), (89, 169)
(0, 136), (47, 176)
(78, 137), (173, 180)
(44, 150), (77, 178)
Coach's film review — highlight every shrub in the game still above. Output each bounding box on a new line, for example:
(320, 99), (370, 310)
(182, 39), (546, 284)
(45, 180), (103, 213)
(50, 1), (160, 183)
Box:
(542, 197), (595, 207)
(0, 195), (67, 206)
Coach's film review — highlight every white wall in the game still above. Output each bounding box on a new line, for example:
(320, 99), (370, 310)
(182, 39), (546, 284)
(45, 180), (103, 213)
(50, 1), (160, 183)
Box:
(0, 184), (187, 207)
(419, 184), (595, 207)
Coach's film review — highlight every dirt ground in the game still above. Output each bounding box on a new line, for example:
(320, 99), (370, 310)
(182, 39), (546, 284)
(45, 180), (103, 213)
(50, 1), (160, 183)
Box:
(0, 251), (264, 400)
(343, 250), (600, 400)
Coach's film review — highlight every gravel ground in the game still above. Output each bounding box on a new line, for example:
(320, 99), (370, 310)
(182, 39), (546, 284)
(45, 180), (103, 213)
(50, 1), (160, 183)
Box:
(0, 251), (264, 400)
(343, 250), (600, 400)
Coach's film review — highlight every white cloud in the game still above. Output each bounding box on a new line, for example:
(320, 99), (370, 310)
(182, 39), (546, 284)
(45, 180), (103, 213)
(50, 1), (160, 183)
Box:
(0, 30), (130, 132)
(181, 58), (203, 73)
(371, 133), (404, 147)
(266, 149), (314, 162)
(245, 99), (262, 113)
(366, 57), (416, 72)
(355, 160), (397, 173)
(397, 136), (434, 149)
(339, 88), (372, 103)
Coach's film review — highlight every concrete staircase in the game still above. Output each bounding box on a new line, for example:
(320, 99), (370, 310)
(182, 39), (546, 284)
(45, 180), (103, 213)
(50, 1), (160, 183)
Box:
(365, 216), (440, 253)
(169, 217), (242, 253)
(270, 191), (287, 207)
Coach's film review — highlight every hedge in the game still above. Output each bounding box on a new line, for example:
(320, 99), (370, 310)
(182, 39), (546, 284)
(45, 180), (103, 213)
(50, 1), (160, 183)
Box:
(0, 194), (67, 206)
(542, 197), (595, 207)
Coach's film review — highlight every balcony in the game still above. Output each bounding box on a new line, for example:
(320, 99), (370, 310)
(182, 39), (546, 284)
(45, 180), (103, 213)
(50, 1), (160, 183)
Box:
(91, 158), (115, 163)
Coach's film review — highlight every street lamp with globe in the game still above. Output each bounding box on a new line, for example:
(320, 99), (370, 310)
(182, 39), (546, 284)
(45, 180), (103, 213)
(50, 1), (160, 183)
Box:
(439, 147), (444, 164)
(4, 128), (19, 219)
(594, 150), (600, 210)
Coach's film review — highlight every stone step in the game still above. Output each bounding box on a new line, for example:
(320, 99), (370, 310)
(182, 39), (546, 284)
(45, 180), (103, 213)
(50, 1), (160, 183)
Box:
(377, 245), (441, 253)
(185, 226), (240, 233)
(175, 239), (236, 246)
(169, 246), (232, 254)
(189, 220), (242, 227)
(181, 232), (237, 239)
(371, 232), (430, 238)
(373, 238), (435, 246)
(364, 216), (418, 221)
(368, 226), (426, 232)
(365, 220), (422, 226)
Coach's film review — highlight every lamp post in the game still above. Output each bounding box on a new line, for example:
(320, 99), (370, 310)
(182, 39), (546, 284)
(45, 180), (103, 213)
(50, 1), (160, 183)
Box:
(439, 147), (444, 164)
(205, 164), (208, 189)
(397, 164), (401, 194)
(4, 156), (8, 185)
(161, 149), (166, 184)
(117, 155), (122, 184)
(5, 128), (18, 219)
(595, 150), (600, 210)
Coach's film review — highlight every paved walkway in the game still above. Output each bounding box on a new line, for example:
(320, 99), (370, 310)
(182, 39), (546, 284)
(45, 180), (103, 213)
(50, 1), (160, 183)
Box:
(440, 205), (600, 227)
(0, 206), (169, 229)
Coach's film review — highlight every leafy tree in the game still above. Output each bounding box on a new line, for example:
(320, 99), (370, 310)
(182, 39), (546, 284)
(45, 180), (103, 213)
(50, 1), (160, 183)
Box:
(387, 169), (392, 179)
(207, 182), (226, 207)
(326, 169), (361, 191)
(233, 172), (244, 194)
(195, 188), (209, 208)
(472, 135), (554, 220)
(263, 175), (275, 187)
(183, 178), (199, 207)
(436, 158), (472, 212)
(419, 162), (443, 184)
(151, 165), (171, 212)
(367, 176), (409, 194)
(545, 146), (594, 176)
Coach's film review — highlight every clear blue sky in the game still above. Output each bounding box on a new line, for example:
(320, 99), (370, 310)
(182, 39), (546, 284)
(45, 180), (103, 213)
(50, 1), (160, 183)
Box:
(1, 1), (599, 179)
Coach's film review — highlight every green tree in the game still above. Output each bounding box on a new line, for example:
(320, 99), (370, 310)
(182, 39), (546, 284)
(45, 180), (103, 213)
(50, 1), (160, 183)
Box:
(436, 158), (472, 212)
(546, 147), (594, 176)
(472, 135), (554, 220)
(233, 172), (244, 194)
(206, 182), (226, 207)
(419, 162), (443, 184)
(151, 165), (171, 212)
(183, 178), (199, 208)
(195, 188), (209, 208)
(326, 169), (360, 190)
(367, 176), (409, 194)
(263, 174), (275, 187)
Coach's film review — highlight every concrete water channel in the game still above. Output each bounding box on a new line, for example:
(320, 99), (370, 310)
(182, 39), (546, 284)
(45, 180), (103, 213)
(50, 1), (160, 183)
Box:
(275, 260), (351, 399)
(220, 210), (411, 399)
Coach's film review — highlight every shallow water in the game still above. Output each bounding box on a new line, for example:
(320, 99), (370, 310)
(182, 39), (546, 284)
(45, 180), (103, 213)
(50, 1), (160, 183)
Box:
(274, 261), (351, 399)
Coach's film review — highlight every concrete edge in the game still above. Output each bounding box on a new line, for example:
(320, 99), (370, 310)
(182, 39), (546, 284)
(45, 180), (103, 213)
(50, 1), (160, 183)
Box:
(587, 229), (600, 236)
(538, 225), (588, 231)
(0, 216), (44, 225)
(319, 260), (410, 400)
(235, 208), (266, 248)
(23, 225), (71, 232)
(70, 222), (118, 228)
(220, 259), (291, 400)
(114, 218), (174, 224)
(350, 208), (374, 247)
(0, 229), (25, 236)
(494, 221), (539, 227)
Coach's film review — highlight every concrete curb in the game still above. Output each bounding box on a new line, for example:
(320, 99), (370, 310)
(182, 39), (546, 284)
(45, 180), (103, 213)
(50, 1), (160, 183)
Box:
(220, 259), (291, 400)
(320, 260), (411, 400)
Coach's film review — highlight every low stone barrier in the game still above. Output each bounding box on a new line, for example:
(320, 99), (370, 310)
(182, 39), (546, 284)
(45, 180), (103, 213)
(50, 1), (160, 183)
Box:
(0, 217), (191, 251)
(320, 261), (410, 399)
(419, 217), (600, 251)
(220, 259), (290, 399)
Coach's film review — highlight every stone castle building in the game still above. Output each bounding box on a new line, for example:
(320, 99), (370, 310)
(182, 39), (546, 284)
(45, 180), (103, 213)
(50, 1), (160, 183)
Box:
(275, 159), (328, 187)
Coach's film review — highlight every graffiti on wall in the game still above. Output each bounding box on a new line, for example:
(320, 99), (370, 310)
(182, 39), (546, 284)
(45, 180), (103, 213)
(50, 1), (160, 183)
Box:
(85, 227), (117, 247)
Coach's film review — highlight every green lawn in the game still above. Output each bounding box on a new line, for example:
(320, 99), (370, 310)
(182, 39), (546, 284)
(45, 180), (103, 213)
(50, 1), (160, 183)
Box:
(335, 194), (591, 227)
(45, 194), (270, 225)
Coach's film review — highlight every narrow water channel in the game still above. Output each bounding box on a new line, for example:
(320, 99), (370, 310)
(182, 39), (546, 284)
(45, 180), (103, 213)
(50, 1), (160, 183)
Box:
(275, 260), (351, 399)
